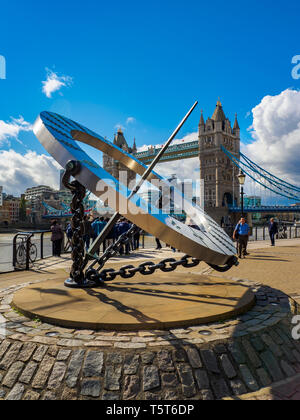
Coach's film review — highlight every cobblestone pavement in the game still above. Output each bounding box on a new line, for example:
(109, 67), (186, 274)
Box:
(0, 272), (299, 400)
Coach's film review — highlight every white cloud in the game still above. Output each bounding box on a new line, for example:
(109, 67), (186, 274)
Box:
(157, 157), (200, 182)
(126, 117), (136, 125)
(42, 69), (73, 98)
(242, 89), (300, 185)
(0, 150), (61, 196)
(0, 116), (32, 146)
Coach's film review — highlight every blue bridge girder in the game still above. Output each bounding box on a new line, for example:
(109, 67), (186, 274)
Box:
(229, 206), (300, 214)
(134, 141), (199, 163)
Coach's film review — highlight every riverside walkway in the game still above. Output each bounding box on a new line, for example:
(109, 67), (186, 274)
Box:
(0, 240), (299, 400)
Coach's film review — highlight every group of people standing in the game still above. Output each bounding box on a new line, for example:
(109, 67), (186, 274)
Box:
(233, 217), (279, 259)
(66, 216), (142, 256)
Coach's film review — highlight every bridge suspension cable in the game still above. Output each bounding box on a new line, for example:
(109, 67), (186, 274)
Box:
(221, 146), (300, 202)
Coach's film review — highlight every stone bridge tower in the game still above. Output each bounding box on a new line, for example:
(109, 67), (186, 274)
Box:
(103, 128), (137, 187)
(199, 100), (240, 223)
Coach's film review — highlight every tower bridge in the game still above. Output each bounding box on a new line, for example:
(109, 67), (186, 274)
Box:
(102, 100), (300, 224)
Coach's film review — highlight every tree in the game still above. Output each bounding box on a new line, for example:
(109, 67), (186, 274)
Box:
(19, 196), (27, 222)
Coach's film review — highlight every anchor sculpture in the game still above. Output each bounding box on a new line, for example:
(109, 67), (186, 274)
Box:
(33, 103), (238, 289)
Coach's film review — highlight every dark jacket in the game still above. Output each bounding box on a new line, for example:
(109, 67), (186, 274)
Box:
(269, 222), (278, 234)
(51, 224), (63, 242)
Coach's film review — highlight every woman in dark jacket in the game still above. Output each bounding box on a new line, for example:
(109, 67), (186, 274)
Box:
(51, 220), (64, 257)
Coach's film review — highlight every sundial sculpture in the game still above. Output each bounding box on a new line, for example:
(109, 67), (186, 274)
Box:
(33, 103), (238, 289)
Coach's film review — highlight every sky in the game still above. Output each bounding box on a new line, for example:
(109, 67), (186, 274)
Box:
(0, 0), (300, 199)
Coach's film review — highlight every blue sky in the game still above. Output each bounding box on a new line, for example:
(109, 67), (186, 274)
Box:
(0, 0), (300, 195)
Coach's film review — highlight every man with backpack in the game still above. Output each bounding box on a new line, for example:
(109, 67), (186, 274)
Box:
(233, 217), (250, 259)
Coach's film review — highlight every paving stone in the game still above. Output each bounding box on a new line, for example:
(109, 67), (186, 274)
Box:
(86, 341), (113, 348)
(200, 349), (220, 373)
(61, 387), (78, 400)
(241, 338), (262, 368)
(256, 368), (272, 387)
(143, 366), (160, 391)
(250, 336), (265, 352)
(17, 343), (37, 362)
(65, 350), (85, 388)
(106, 353), (123, 364)
(260, 351), (285, 382)
(164, 390), (180, 400)
(220, 354), (237, 379)
(0, 340), (10, 359)
(201, 389), (214, 400)
(228, 342), (246, 364)
(172, 349), (186, 362)
(114, 342), (146, 349)
(157, 350), (175, 372)
(104, 365), (122, 391)
(0, 342), (22, 370)
(48, 362), (67, 390)
(292, 350), (300, 363)
(83, 351), (104, 377)
(144, 392), (161, 400)
(177, 364), (196, 398)
(141, 352), (156, 365)
(81, 379), (101, 398)
(2, 361), (24, 388)
(161, 373), (179, 388)
(282, 345), (297, 364)
(211, 379), (231, 399)
(48, 346), (59, 357)
(42, 392), (56, 400)
(123, 375), (140, 400)
(186, 347), (202, 368)
(124, 354), (140, 375)
(102, 392), (120, 400)
(5, 383), (25, 400)
(214, 344), (227, 354)
(194, 369), (210, 389)
(23, 390), (40, 400)
(131, 337), (155, 343)
(230, 379), (247, 396)
(275, 327), (294, 348)
(19, 361), (38, 384)
(57, 349), (72, 361)
(280, 360), (296, 377)
(33, 345), (49, 362)
(57, 339), (84, 347)
(32, 355), (55, 389)
(261, 333), (283, 357)
(268, 329), (284, 345)
(239, 365), (259, 392)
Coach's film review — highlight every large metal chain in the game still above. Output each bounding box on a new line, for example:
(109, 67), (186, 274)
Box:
(62, 161), (86, 285)
(85, 224), (201, 284)
(85, 223), (238, 284)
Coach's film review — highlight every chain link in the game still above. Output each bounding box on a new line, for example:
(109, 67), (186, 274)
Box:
(86, 252), (201, 284)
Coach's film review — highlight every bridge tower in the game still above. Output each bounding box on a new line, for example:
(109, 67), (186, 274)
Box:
(103, 128), (137, 187)
(199, 100), (240, 222)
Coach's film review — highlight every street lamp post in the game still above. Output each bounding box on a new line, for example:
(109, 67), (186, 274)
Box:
(238, 170), (246, 218)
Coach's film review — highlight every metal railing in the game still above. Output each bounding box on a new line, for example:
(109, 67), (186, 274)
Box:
(0, 230), (71, 274)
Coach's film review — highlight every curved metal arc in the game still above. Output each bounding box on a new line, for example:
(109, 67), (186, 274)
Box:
(33, 111), (237, 266)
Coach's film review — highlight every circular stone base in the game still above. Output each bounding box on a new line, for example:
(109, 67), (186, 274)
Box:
(12, 273), (255, 331)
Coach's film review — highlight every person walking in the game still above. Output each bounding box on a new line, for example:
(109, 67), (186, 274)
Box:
(51, 220), (64, 257)
(268, 218), (279, 246)
(155, 238), (162, 250)
(233, 217), (250, 259)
